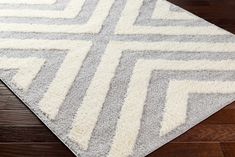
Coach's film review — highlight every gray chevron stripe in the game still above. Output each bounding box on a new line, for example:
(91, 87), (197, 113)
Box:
(132, 70), (235, 157)
(64, 52), (235, 156)
(0, 0), (97, 25)
(0, 0), (65, 10)
(0, 49), (67, 97)
(0, 0), (235, 157)
(136, 0), (209, 26)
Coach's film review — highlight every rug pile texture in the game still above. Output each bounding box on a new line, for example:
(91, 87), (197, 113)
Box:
(1, 0), (235, 156)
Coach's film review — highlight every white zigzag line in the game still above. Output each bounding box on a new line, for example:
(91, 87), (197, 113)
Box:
(115, 0), (229, 35)
(0, 0), (85, 18)
(0, 0), (114, 33)
(160, 80), (235, 137)
(108, 59), (235, 157)
(0, 39), (92, 119)
(0, 57), (45, 91)
(152, 0), (197, 20)
(68, 41), (235, 151)
(0, 0), (56, 5)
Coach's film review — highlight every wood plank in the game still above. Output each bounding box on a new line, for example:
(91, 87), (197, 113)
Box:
(0, 143), (75, 157)
(220, 142), (235, 157)
(148, 143), (223, 157)
(0, 82), (27, 110)
(0, 82), (16, 95)
(0, 126), (58, 142)
(0, 96), (26, 110)
(174, 124), (235, 142)
(0, 110), (42, 126)
(168, 0), (235, 34)
(202, 109), (235, 124)
(223, 101), (235, 109)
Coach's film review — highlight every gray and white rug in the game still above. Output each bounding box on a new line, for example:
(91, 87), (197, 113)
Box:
(1, 0), (235, 156)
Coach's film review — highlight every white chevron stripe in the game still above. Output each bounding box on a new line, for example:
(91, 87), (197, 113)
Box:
(115, 0), (228, 35)
(0, 0), (114, 33)
(0, 0), (56, 4)
(0, 0), (85, 18)
(39, 41), (92, 119)
(152, 0), (197, 20)
(160, 80), (235, 136)
(0, 39), (92, 119)
(68, 41), (235, 150)
(108, 59), (235, 157)
(0, 57), (45, 91)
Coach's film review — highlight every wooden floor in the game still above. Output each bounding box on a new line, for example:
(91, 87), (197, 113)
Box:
(1, 0), (235, 156)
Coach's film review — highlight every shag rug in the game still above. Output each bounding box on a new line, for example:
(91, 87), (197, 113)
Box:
(1, 0), (235, 156)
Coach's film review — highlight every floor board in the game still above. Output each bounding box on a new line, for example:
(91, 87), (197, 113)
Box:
(0, 110), (42, 126)
(0, 143), (74, 157)
(220, 142), (235, 157)
(0, 126), (58, 142)
(148, 143), (224, 157)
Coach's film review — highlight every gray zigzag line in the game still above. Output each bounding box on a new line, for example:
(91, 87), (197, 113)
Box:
(0, 0), (65, 11)
(0, 0), (97, 25)
(134, 71), (235, 156)
(65, 49), (235, 156)
(136, 0), (209, 27)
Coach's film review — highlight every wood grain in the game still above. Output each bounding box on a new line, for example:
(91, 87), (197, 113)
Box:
(148, 143), (224, 157)
(0, 81), (73, 156)
(220, 142), (235, 157)
(0, 110), (42, 125)
(0, 84), (26, 110)
(1, 0), (235, 156)
(0, 126), (58, 142)
(0, 143), (74, 157)
(174, 124), (235, 142)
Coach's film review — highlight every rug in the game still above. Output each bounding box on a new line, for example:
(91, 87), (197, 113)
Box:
(1, 0), (235, 156)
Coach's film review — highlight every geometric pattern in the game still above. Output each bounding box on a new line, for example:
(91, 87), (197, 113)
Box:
(0, 0), (235, 156)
